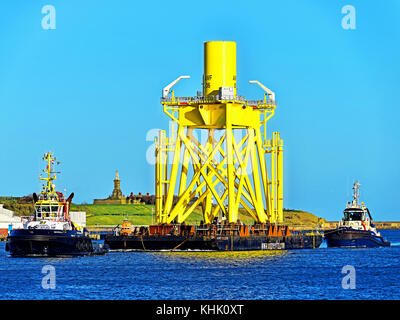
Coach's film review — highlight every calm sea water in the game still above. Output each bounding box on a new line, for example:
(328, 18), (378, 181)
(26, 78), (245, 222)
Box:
(1, 230), (399, 300)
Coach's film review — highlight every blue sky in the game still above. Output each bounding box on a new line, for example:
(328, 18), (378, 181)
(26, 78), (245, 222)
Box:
(0, 0), (399, 221)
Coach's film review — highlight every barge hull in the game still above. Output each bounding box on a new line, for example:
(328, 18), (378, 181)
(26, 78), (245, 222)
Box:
(105, 234), (323, 251)
(6, 229), (107, 257)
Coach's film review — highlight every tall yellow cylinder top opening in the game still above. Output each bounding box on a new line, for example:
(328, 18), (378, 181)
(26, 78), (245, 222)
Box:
(203, 41), (237, 97)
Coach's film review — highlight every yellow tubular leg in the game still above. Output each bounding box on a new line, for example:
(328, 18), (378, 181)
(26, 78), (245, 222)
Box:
(204, 129), (214, 222)
(270, 133), (276, 224)
(164, 126), (184, 217)
(254, 128), (270, 222)
(155, 136), (161, 222)
(249, 129), (266, 223)
(225, 104), (237, 223)
(276, 133), (283, 223)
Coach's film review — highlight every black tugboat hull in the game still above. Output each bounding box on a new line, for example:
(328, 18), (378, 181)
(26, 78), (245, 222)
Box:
(324, 228), (391, 248)
(105, 233), (323, 251)
(6, 229), (107, 257)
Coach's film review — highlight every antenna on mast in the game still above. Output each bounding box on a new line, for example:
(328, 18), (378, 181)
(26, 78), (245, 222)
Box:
(352, 181), (361, 207)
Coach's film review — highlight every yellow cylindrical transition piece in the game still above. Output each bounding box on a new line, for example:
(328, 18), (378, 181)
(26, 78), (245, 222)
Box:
(203, 41), (237, 97)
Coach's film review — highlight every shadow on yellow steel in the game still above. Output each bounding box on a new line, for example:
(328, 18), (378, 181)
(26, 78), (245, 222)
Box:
(152, 250), (287, 264)
(156, 41), (283, 226)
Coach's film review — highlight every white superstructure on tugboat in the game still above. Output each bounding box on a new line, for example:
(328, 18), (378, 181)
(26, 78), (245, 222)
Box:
(324, 181), (390, 248)
(6, 152), (108, 256)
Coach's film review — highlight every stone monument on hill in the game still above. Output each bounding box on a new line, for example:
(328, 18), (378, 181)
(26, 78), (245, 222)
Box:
(93, 170), (127, 204)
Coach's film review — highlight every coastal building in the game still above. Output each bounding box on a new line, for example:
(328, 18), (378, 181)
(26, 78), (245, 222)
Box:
(126, 192), (154, 204)
(70, 211), (87, 227)
(0, 204), (23, 237)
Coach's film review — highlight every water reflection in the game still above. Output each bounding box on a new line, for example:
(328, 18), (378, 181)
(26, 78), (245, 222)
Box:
(151, 250), (288, 264)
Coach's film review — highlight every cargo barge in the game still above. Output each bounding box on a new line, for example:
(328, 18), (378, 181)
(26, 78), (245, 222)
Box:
(105, 221), (322, 251)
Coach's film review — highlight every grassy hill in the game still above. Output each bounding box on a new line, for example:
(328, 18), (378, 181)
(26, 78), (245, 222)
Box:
(0, 197), (326, 229)
(70, 203), (326, 229)
(70, 203), (204, 226)
(0, 197), (34, 216)
(283, 209), (326, 229)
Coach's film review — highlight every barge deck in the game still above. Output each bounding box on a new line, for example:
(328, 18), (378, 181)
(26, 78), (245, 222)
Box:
(105, 223), (322, 251)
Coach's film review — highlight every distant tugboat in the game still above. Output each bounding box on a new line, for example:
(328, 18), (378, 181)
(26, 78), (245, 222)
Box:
(324, 181), (390, 248)
(6, 152), (108, 257)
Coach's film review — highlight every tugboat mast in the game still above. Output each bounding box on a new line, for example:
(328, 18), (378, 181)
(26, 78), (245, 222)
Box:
(39, 152), (58, 200)
(351, 181), (361, 207)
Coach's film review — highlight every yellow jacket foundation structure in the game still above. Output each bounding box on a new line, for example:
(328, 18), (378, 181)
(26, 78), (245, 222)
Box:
(155, 41), (283, 225)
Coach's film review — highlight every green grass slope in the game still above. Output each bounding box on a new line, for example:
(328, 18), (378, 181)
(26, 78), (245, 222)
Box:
(71, 204), (325, 228)
(0, 198), (34, 216)
(0, 197), (326, 228)
(70, 204), (204, 226)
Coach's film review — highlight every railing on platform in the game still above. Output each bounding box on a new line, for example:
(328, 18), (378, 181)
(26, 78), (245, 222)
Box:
(160, 95), (276, 106)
